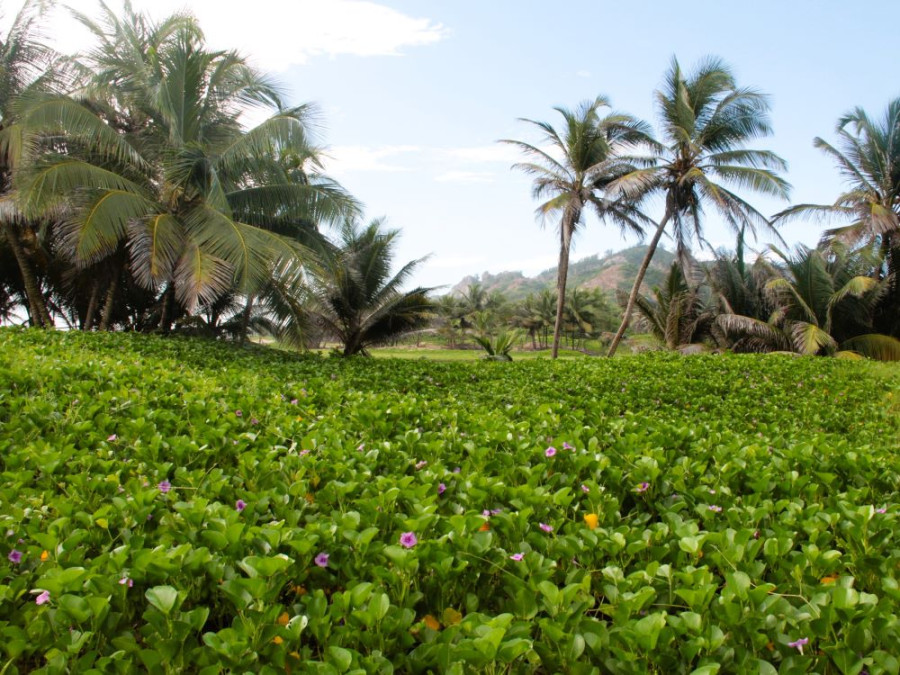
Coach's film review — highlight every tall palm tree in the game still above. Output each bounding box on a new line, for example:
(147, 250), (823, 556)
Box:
(503, 97), (655, 358)
(302, 218), (434, 356)
(16, 4), (355, 329)
(774, 100), (900, 337)
(0, 0), (68, 327)
(607, 57), (791, 356)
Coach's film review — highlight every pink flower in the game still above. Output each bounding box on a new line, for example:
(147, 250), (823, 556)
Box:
(876, 507), (887, 514)
(563, 442), (574, 451)
(509, 553), (524, 561)
(415, 460), (427, 470)
(107, 434), (117, 442)
(158, 480), (171, 493)
(235, 499), (247, 512)
(581, 484), (590, 493)
(314, 552), (329, 568)
(787, 637), (809, 654)
(437, 483), (446, 495)
(545, 447), (557, 457)
(708, 505), (722, 512)
(35, 590), (50, 605)
(290, 399), (298, 405)
(539, 523), (553, 533)
(637, 482), (649, 493)
(8, 549), (22, 564)
(299, 449), (310, 456)
(399, 532), (417, 548)
(235, 410), (242, 417)
(118, 576), (133, 587)
(251, 418), (259, 425)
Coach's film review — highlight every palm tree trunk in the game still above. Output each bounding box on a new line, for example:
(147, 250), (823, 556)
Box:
(83, 280), (100, 330)
(98, 260), (124, 331)
(239, 295), (254, 344)
(607, 210), (672, 357)
(552, 222), (574, 359)
(6, 223), (51, 327)
(158, 284), (175, 333)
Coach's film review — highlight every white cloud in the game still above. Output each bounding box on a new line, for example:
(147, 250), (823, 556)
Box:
(30, 1), (447, 72)
(434, 170), (494, 183)
(443, 145), (520, 164)
(495, 255), (557, 274)
(323, 145), (421, 173)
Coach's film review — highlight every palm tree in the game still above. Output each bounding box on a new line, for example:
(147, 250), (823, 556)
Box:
(303, 218), (434, 356)
(503, 97), (655, 358)
(16, 4), (355, 330)
(0, 0), (68, 327)
(774, 100), (900, 337)
(607, 57), (791, 356)
(717, 244), (900, 359)
(631, 262), (717, 351)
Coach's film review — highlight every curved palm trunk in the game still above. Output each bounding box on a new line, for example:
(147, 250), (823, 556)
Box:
(607, 210), (672, 357)
(98, 257), (125, 331)
(83, 280), (101, 330)
(6, 223), (52, 328)
(552, 219), (575, 359)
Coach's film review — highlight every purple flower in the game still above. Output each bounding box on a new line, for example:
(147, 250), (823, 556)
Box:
(107, 434), (117, 442)
(314, 552), (329, 568)
(563, 442), (574, 451)
(235, 499), (247, 512)
(438, 483), (446, 495)
(876, 507), (887, 514)
(235, 410), (242, 417)
(415, 460), (428, 470)
(708, 505), (722, 512)
(251, 418), (259, 425)
(581, 484), (590, 493)
(637, 482), (650, 493)
(35, 590), (50, 605)
(453, 467), (461, 473)
(8, 549), (22, 564)
(357, 443), (365, 451)
(787, 637), (809, 654)
(399, 532), (417, 548)
(118, 576), (133, 587)
(290, 399), (298, 405)
(539, 523), (553, 533)
(482, 509), (491, 517)
(490, 508), (503, 516)
(299, 449), (310, 456)
(545, 446), (557, 457)
(509, 553), (524, 561)
(158, 480), (171, 493)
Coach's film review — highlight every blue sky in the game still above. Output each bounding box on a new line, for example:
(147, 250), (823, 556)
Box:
(22, 0), (900, 289)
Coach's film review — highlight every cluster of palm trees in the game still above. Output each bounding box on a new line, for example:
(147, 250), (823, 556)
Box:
(507, 57), (900, 360)
(0, 1), (432, 354)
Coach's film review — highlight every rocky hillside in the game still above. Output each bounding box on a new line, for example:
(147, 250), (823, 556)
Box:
(450, 245), (677, 301)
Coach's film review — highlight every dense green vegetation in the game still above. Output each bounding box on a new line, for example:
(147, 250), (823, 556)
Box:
(1, 329), (898, 672)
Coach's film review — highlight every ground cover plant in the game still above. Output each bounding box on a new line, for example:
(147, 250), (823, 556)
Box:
(0, 329), (898, 674)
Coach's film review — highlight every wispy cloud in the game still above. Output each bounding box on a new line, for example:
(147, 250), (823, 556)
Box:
(35, 1), (448, 72)
(324, 145), (422, 173)
(443, 145), (520, 164)
(434, 170), (495, 183)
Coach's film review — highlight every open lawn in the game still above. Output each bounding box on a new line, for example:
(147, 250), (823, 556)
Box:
(1, 329), (898, 673)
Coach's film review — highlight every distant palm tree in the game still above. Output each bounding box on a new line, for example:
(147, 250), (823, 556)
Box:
(304, 218), (434, 356)
(774, 100), (900, 337)
(607, 57), (790, 356)
(503, 97), (655, 358)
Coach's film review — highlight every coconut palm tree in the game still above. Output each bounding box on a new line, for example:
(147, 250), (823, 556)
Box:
(607, 57), (791, 356)
(16, 4), (356, 330)
(0, 0), (69, 327)
(303, 218), (434, 356)
(503, 97), (655, 358)
(716, 244), (900, 359)
(774, 100), (900, 337)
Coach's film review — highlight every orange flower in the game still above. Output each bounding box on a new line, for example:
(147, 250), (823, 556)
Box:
(272, 636), (284, 645)
(304, 493), (315, 504)
(583, 513), (599, 530)
(40, 550), (49, 562)
(277, 612), (290, 626)
(423, 614), (441, 630)
(820, 574), (839, 585)
(479, 522), (490, 531)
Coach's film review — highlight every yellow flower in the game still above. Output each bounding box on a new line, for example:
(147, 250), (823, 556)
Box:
(583, 513), (599, 530)
(40, 550), (49, 562)
(423, 614), (441, 630)
(277, 612), (290, 626)
(272, 636), (284, 645)
(820, 574), (839, 585)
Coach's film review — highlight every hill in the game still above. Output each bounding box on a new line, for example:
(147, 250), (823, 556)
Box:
(449, 245), (677, 301)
